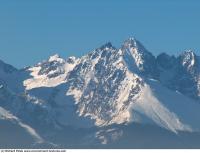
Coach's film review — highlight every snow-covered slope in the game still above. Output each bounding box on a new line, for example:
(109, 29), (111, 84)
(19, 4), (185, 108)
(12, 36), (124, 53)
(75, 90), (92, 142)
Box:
(131, 79), (200, 133)
(1, 37), (200, 148)
(24, 54), (79, 90)
(66, 42), (144, 126)
(20, 38), (200, 133)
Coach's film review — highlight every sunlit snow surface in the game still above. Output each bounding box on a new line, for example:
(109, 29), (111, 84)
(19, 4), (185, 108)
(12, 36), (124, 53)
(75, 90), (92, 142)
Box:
(22, 39), (200, 133)
(1, 38), (200, 148)
(24, 55), (79, 90)
(131, 80), (194, 133)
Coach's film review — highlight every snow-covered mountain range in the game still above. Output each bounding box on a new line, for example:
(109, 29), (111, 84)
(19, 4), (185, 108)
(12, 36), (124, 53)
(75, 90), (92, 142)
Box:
(1, 37), (200, 148)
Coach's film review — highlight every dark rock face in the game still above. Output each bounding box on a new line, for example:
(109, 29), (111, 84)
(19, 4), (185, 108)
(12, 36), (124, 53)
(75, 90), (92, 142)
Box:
(156, 50), (200, 100)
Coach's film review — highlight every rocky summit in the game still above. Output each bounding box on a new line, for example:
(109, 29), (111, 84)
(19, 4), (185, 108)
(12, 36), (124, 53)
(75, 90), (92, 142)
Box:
(1, 38), (200, 148)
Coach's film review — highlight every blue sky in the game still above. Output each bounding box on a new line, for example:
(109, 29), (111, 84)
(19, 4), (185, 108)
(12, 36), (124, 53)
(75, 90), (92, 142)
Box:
(0, 0), (200, 68)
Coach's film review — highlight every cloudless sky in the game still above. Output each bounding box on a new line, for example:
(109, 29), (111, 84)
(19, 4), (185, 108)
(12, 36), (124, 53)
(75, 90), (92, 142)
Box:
(0, 0), (200, 68)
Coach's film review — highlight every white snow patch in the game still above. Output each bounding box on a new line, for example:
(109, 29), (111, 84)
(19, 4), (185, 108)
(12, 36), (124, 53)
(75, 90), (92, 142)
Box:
(182, 50), (195, 69)
(131, 84), (192, 133)
(48, 54), (65, 63)
(66, 88), (82, 103)
(0, 107), (43, 143)
(147, 80), (200, 132)
(17, 122), (44, 143)
(24, 57), (78, 90)
(111, 71), (138, 124)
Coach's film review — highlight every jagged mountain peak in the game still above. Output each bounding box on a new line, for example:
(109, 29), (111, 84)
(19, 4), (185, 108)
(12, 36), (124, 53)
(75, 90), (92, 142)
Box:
(88, 37), (152, 62)
(121, 37), (154, 58)
(120, 38), (157, 77)
(24, 54), (78, 90)
(98, 42), (116, 51)
(157, 53), (176, 70)
(66, 40), (145, 126)
(181, 49), (195, 55)
(85, 42), (117, 61)
(2, 37), (200, 148)
(122, 37), (138, 49)
(121, 37), (150, 54)
(48, 54), (65, 63)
